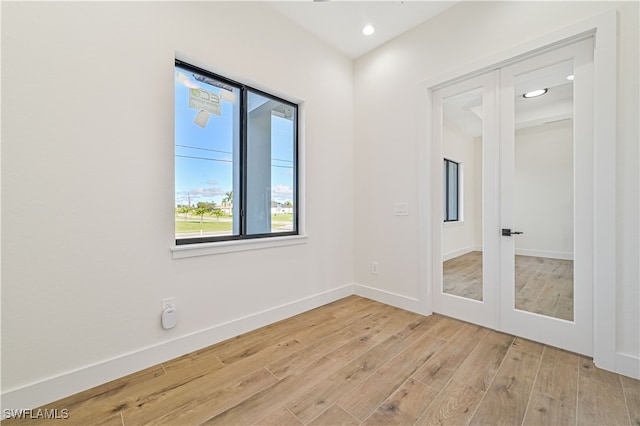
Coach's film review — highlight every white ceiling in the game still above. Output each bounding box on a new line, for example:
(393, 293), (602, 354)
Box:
(266, 1), (459, 59)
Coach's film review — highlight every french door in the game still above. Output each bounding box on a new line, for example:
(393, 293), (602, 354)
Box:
(432, 38), (594, 355)
(432, 71), (499, 330)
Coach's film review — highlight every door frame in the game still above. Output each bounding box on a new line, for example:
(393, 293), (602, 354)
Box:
(418, 10), (617, 371)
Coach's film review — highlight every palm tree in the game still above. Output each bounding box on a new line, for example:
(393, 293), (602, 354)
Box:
(221, 191), (233, 216)
(223, 191), (233, 206)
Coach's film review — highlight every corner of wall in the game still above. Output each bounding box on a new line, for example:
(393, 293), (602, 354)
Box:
(352, 283), (428, 316)
(0, 285), (354, 416)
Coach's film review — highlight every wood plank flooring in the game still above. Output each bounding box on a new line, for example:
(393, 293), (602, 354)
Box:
(514, 255), (574, 321)
(443, 252), (574, 320)
(4, 296), (638, 426)
(443, 251), (484, 301)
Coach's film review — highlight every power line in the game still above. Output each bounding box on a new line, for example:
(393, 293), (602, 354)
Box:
(176, 144), (232, 155)
(176, 155), (233, 163)
(177, 145), (292, 165)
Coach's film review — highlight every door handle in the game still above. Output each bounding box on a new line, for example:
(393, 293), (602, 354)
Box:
(502, 228), (524, 236)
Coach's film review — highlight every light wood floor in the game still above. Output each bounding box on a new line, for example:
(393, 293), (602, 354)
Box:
(4, 296), (638, 426)
(443, 251), (484, 301)
(443, 252), (574, 320)
(514, 254), (573, 321)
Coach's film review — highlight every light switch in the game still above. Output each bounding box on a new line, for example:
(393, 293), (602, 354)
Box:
(394, 202), (409, 216)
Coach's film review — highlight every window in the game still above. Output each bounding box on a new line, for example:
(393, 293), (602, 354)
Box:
(175, 60), (298, 245)
(443, 158), (460, 222)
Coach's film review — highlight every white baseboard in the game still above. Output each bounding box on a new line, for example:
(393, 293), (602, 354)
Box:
(1, 284), (354, 416)
(4, 280), (632, 415)
(442, 247), (573, 262)
(616, 352), (640, 380)
(353, 283), (427, 316)
(514, 249), (574, 260)
(442, 246), (481, 262)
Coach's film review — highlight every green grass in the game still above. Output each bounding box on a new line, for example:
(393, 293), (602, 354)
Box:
(271, 213), (293, 222)
(176, 214), (292, 234)
(176, 220), (232, 233)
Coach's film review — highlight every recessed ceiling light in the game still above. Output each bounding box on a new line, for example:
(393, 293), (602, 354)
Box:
(362, 25), (375, 36)
(566, 75), (575, 81)
(523, 88), (548, 98)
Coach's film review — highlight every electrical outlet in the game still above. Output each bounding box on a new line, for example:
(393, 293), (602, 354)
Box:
(372, 261), (379, 274)
(162, 297), (175, 311)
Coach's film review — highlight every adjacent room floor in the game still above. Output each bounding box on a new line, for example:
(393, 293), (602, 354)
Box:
(443, 251), (574, 320)
(5, 296), (638, 425)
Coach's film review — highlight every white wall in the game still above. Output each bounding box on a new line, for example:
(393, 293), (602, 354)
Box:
(442, 121), (481, 259)
(514, 121), (573, 259)
(353, 1), (638, 360)
(1, 1), (354, 408)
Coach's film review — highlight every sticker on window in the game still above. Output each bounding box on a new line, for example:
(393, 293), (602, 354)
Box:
(189, 88), (221, 116)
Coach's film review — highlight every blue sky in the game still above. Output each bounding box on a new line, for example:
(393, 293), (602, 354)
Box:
(175, 69), (294, 207)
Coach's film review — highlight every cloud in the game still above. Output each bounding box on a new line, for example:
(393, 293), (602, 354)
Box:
(271, 184), (293, 202)
(190, 186), (226, 197)
(178, 183), (292, 205)
(176, 182), (226, 205)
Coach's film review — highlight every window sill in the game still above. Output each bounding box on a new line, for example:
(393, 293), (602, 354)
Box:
(444, 221), (465, 227)
(170, 234), (308, 259)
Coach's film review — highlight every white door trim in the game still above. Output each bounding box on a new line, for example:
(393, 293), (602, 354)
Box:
(419, 10), (617, 372)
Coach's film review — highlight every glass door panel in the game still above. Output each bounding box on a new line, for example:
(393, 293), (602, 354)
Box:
(442, 88), (484, 302)
(512, 60), (575, 320)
